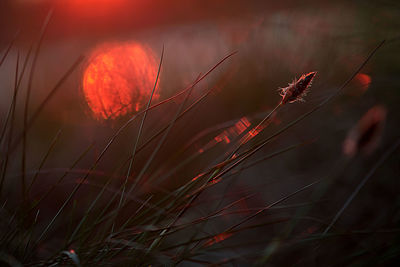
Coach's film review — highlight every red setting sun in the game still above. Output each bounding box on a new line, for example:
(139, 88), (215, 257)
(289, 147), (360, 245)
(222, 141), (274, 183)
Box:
(82, 42), (159, 120)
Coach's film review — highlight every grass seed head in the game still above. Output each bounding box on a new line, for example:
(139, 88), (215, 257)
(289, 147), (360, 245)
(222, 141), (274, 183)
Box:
(280, 71), (317, 105)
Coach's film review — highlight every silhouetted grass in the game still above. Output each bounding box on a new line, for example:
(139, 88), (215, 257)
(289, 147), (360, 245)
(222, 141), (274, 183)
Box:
(0, 8), (399, 267)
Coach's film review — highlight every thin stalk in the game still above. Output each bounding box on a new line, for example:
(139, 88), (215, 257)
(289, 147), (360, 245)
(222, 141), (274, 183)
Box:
(22, 210), (40, 260)
(41, 52), (236, 238)
(26, 129), (62, 195)
(27, 143), (94, 214)
(113, 46), (164, 233)
(11, 55), (84, 154)
(225, 179), (320, 234)
(67, 155), (132, 249)
(41, 51), (235, 262)
(163, 39), (386, 245)
(323, 138), (400, 235)
(0, 42), (36, 149)
(110, 72), (198, 256)
(0, 30), (19, 68)
(0, 51), (20, 146)
(0, 51), (19, 194)
(1, 144), (93, 250)
(22, 9), (54, 199)
(229, 103), (282, 159)
(92, 53), (238, 241)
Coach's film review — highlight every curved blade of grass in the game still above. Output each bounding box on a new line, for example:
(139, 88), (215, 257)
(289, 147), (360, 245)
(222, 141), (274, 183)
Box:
(22, 9), (54, 199)
(134, 70), (201, 188)
(26, 129), (62, 195)
(0, 51), (20, 194)
(0, 50), (20, 147)
(1, 143), (93, 250)
(61, 250), (81, 267)
(42, 51), (237, 259)
(144, 73), (242, 186)
(0, 251), (23, 267)
(109, 76), (230, 199)
(63, 161), (173, 250)
(162, 217), (291, 252)
(323, 137), (400, 235)
(175, 142), (309, 255)
(11, 55), (84, 155)
(228, 103), (282, 159)
(0, 30), (19, 68)
(141, 143), (294, 224)
(233, 141), (308, 173)
(113, 45), (164, 233)
(135, 84), (210, 157)
(69, 74), (222, 249)
(126, 138), (320, 238)
(22, 210), (40, 260)
(109, 72), (199, 257)
(81, 195), (153, 264)
(178, 39), (387, 209)
(43, 156), (132, 261)
(0, 42), (36, 149)
(98, 80), (236, 258)
(107, 193), (255, 244)
(27, 143), (94, 214)
(96, 53), (238, 236)
(135, 64), (236, 157)
(226, 179), (320, 234)
(127, 53), (238, 196)
(66, 155), (135, 248)
(47, 52), (237, 228)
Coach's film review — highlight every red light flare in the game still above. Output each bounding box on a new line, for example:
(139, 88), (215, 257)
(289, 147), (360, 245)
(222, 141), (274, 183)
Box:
(82, 42), (160, 120)
(191, 172), (206, 183)
(299, 225), (319, 238)
(355, 73), (371, 94)
(347, 73), (371, 96)
(197, 117), (252, 154)
(205, 232), (232, 247)
(58, 0), (129, 17)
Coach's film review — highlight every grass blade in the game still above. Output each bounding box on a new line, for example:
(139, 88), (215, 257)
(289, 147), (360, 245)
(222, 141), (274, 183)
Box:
(323, 138), (400, 235)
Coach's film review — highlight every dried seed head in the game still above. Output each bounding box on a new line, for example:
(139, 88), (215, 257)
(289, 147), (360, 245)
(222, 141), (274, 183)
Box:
(280, 71), (317, 105)
(343, 105), (387, 157)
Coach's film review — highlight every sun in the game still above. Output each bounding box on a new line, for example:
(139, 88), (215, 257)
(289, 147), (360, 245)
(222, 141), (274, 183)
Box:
(82, 42), (159, 120)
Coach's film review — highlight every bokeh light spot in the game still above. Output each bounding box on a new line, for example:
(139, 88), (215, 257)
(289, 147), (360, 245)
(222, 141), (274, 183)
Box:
(356, 73), (371, 90)
(83, 42), (159, 120)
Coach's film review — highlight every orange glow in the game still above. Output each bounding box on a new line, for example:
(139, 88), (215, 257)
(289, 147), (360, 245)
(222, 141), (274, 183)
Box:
(197, 117), (253, 154)
(208, 178), (221, 185)
(355, 73), (371, 92)
(61, 0), (128, 16)
(83, 42), (159, 120)
(205, 232), (232, 246)
(191, 172), (205, 182)
(235, 117), (251, 134)
(242, 123), (266, 143)
(214, 132), (231, 144)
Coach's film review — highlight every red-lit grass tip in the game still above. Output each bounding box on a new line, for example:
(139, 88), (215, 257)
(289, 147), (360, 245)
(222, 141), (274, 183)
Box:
(343, 105), (387, 157)
(280, 71), (317, 105)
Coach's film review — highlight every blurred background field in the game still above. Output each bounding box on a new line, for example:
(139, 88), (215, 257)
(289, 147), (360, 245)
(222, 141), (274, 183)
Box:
(0, 0), (399, 265)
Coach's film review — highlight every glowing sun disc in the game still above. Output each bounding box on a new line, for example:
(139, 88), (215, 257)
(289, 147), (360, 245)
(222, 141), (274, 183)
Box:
(82, 42), (159, 120)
